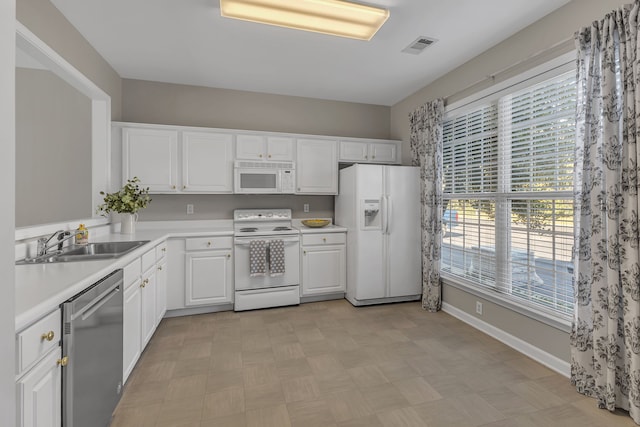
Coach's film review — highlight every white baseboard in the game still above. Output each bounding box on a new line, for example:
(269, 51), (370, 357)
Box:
(442, 302), (570, 377)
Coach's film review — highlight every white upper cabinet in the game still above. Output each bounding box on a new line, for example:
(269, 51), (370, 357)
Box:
(117, 122), (401, 195)
(123, 127), (179, 192)
(236, 134), (264, 160)
(121, 125), (233, 194)
(267, 136), (295, 161)
(182, 131), (233, 192)
(236, 134), (294, 161)
(339, 139), (399, 164)
(296, 138), (338, 194)
(369, 142), (397, 163)
(339, 141), (369, 162)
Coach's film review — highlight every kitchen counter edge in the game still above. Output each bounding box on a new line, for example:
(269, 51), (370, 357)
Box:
(15, 227), (234, 331)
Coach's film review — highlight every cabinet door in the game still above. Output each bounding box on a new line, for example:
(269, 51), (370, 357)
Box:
(140, 270), (157, 348)
(185, 250), (232, 306)
(302, 244), (346, 296)
(296, 138), (338, 194)
(156, 260), (167, 324)
(266, 136), (294, 161)
(369, 142), (397, 163)
(182, 132), (233, 192)
(123, 280), (142, 384)
(17, 349), (61, 427)
(166, 239), (186, 310)
(339, 141), (369, 162)
(123, 127), (178, 192)
(236, 134), (266, 160)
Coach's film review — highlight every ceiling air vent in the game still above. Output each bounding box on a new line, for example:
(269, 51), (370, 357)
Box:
(402, 36), (437, 55)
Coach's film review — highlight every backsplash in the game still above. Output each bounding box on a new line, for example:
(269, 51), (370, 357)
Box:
(137, 194), (334, 221)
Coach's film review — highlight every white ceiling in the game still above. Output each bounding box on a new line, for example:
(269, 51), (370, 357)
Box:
(50, 0), (571, 106)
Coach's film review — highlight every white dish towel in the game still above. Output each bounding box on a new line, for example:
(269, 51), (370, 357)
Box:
(249, 240), (267, 277)
(269, 240), (285, 276)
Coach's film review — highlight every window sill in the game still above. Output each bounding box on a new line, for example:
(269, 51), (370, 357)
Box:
(440, 272), (572, 333)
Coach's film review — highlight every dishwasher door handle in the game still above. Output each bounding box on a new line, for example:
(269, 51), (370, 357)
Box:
(73, 285), (121, 321)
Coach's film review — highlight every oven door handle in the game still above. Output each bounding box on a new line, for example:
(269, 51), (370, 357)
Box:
(234, 238), (299, 245)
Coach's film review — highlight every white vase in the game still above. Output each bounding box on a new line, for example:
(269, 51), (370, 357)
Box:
(120, 213), (138, 234)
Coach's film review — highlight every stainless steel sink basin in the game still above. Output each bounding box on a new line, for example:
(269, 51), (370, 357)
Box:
(17, 240), (150, 264)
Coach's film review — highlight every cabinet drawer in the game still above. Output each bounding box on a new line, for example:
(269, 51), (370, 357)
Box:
(123, 257), (141, 289)
(141, 248), (156, 273)
(16, 309), (61, 375)
(302, 233), (346, 246)
(185, 236), (233, 251)
(156, 241), (168, 260)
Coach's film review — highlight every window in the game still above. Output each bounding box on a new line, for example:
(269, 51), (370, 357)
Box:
(441, 70), (576, 318)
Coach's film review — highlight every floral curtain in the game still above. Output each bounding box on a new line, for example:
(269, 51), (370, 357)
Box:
(572, 2), (640, 424)
(409, 99), (444, 312)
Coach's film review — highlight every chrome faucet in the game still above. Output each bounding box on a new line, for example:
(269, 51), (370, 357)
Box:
(36, 230), (75, 257)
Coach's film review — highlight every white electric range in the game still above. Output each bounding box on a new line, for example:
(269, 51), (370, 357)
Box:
(233, 209), (301, 311)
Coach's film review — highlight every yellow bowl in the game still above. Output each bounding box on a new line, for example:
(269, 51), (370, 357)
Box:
(302, 219), (330, 228)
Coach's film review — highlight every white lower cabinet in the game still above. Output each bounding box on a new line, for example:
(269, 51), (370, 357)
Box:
(301, 232), (346, 296)
(16, 349), (62, 427)
(156, 258), (167, 324)
(140, 262), (157, 349)
(122, 243), (166, 384)
(185, 237), (233, 306)
(166, 236), (234, 311)
(123, 277), (142, 383)
(15, 309), (63, 427)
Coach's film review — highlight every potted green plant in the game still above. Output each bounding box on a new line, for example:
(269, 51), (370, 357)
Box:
(97, 177), (151, 234)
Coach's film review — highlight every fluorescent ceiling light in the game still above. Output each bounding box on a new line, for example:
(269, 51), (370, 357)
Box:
(220, 0), (390, 41)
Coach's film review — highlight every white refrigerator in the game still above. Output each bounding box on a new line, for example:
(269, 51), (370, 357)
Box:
(335, 164), (421, 306)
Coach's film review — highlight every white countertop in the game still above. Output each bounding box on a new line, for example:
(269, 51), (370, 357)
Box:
(295, 224), (348, 234)
(15, 225), (233, 331)
(291, 218), (347, 234)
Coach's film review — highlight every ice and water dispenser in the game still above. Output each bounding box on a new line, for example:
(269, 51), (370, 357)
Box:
(362, 199), (381, 229)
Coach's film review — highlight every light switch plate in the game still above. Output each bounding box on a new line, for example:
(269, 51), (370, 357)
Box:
(187, 204), (194, 215)
(303, 203), (309, 213)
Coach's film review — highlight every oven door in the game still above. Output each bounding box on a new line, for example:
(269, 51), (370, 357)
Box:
(234, 168), (280, 193)
(234, 235), (300, 290)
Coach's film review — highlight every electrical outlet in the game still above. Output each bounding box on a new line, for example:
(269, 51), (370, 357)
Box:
(186, 204), (194, 215)
(475, 301), (483, 315)
(303, 203), (309, 213)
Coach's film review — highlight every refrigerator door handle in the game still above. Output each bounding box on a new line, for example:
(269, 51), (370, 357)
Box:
(381, 195), (387, 234)
(386, 196), (392, 235)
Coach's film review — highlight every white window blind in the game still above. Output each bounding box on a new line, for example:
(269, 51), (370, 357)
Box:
(441, 71), (576, 318)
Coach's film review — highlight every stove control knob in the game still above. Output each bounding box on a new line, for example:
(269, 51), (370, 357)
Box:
(267, 213), (273, 217)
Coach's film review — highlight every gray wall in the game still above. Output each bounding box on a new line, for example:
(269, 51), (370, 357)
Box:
(390, 0), (624, 363)
(122, 79), (390, 220)
(16, 0), (123, 228)
(122, 79), (390, 139)
(391, 0), (622, 164)
(15, 67), (92, 226)
(139, 194), (334, 222)
(17, 0), (122, 120)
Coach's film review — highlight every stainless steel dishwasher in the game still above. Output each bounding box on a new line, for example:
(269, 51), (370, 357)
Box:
(62, 269), (123, 427)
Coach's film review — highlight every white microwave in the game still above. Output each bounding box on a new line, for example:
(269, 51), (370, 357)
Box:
(234, 161), (296, 194)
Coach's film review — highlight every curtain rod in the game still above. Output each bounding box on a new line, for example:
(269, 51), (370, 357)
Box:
(443, 37), (574, 107)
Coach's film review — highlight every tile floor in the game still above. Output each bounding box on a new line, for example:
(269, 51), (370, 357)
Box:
(111, 300), (637, 427)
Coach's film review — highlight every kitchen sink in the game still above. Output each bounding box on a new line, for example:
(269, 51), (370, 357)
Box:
(17, 240), (150, 264)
